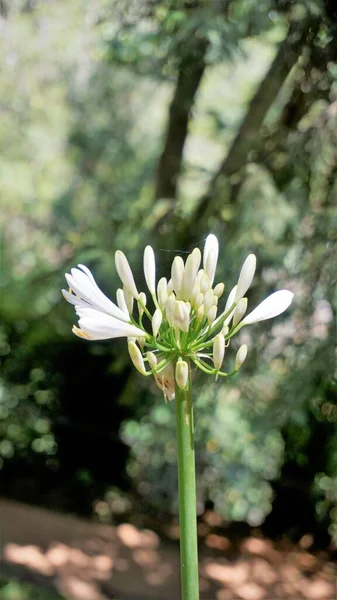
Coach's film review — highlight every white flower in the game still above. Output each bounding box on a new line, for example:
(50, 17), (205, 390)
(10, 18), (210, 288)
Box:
(175, 359), (189, 390)
(115, 250), (139, 299)
(152, 308), (162, 337)
(242, 290), (294, 325)
(63, 265), (129, 323)
(143, 246), (156, 295)
(128, 341), (147, 375)
(235, 254), (256, 302)
(63, 235), (294, 397)
(235, 344), (248, 370)
(203, 234), (219, 285)
(73, 307), (145, 341)
(213, 334), (225, 371)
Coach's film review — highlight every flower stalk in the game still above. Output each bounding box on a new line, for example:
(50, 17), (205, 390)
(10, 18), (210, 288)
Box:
(175, 361), (199, 600)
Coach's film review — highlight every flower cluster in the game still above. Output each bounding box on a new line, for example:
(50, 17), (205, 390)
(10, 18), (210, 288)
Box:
(62, 235), (293, 400)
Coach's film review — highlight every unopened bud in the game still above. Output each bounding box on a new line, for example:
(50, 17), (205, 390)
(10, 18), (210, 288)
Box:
(200, 273), (211, 293)
(232, 297), (248, 328)
(235, 254), (256, 302)
(203, 289), (214, 312)
(157, 277), (168, 309)
(207, 305), (217, 326)
(116, 288), (129, 317)
(128, 341), (147, 375)
(171, 256), (185, 298)
(195, 292), (204, 309)
(137, 291), (147, 317)
(182, 248), (201, 300)
(235, 344), (248, 370)
(174, 301), (190, 332)
(203, 234), (219, 285)
(213, 334), (225, 371)
(124, 287), (135, 314)
(147, 351), (158, 370)
(175, 359), (189, 390)
(213, 282), (225, 298)
(115, 250), (139, 299)
(143, 245), (156, 295)
(152, 308), (163, 337)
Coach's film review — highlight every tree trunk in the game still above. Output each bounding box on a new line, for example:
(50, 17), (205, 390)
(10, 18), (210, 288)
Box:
(155, 35), (208, 201)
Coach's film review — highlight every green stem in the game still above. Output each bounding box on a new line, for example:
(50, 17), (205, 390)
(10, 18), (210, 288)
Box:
(174, 362), (199, 600)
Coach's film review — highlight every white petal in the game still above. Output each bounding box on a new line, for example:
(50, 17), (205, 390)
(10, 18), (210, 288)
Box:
(213, 334), (225, 370)
(175, 360), (189, 390)
(115, 250), (139, 298)
(203, 234), (219, 284)
(235, 345), (248, 370)
(232, 297), (248, 328)
(235, 254), (256, 302)
(76, 309), (145, 340)
(171, 256), (184, 297)
(143, 246), (156, 295)
(242, 290), (294, 325)
(182, 248), (201, 300)
(152, 308), (163, 337)
(65, 269), (130, 322)
(62, 289), (92, 310)
(116, 289), (130, 317)
(128, 341), (147, 375)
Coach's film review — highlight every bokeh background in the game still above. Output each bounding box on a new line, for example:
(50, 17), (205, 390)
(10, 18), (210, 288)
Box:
(1, 0), (336, 598)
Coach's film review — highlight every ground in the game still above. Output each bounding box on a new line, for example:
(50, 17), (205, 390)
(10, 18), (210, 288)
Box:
(0, 499), (335, 600)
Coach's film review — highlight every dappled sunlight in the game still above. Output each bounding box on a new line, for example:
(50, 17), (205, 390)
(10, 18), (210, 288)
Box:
(1, 499), (336, 599)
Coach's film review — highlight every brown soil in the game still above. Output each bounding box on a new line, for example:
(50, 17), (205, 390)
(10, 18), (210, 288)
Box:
(0, 499), (336, 599)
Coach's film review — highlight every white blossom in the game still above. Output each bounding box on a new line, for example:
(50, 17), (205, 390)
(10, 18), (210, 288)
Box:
(63, 234), (294, 399)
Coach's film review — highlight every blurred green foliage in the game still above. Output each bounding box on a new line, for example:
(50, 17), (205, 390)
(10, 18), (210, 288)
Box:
(0, 579), (63, 600)
(0, 0), (336, 546)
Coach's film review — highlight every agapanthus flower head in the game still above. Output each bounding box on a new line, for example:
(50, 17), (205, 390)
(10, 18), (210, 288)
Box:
(62, 235), (294, 399)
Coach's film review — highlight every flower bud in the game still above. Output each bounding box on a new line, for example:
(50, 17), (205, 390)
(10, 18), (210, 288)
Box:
(152, 308), (163, 337)
(203, 289), (214, 312)
(128, 341), (147, 375)
(235, 254), (256, 302)
(167, 279), (174, 296)
(213, 334), (225, 371)
(174, 301), (190, 332)
(147, 351), (158, 370)
(213, 282), (225, 298)
(235, 344), (248, 370)
(165, 293), (176, 326)
(203, 234), (219, 285)
(242, 290), (294, 325)
(232, 297), (248, 328)
(171, 256), (185, 298)
(182, 248), (201, 300)
(196, 305), (204, 321)
(175, 359), (189, 390)
(200, 273), (211, 293)
(157, 277), (168, 309)
(116, 288), (129, 317)
(137, 291), (147, 317)
(143, 245), (156, 295)
(207, 305), (217, 326)
(115, 250), (139, 299)
(195, 292), (204, 309)
(124, 287), (134, 314)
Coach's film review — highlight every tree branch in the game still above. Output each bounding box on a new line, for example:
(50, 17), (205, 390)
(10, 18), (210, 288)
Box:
(193, 15), (319, 222)
(155, 34), (208, 201)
